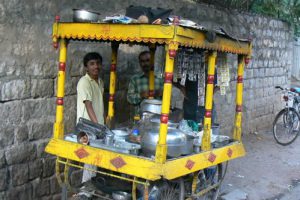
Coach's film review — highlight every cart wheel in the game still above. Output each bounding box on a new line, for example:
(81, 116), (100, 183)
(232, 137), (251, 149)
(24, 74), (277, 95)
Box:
(146, 179), (185, 200)
(156, 182), (180, 200)
(196, 163), (225, 200)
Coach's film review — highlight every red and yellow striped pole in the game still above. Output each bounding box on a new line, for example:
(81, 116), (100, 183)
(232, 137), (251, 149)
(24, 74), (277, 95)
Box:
(155, 42), (178, 163)
(107, 42), (119, 125)
(233, 55), (246, 141)
(148, 44), (156, 99)
(54, 39), (67, 139)
(201, 51), (217, 151)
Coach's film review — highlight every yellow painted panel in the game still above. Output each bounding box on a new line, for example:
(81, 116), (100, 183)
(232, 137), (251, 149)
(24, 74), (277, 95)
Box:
(45, 139), (245, 181)
(162, 142), (246, 179)
(56, 23), (174, 41)
(45, 138), (162, 180)
(53, 23), (251, 55)
(140, 25), (175, 38)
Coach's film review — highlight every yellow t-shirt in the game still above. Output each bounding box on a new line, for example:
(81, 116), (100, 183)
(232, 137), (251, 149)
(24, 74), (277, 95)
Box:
(76, 74), (104, 124)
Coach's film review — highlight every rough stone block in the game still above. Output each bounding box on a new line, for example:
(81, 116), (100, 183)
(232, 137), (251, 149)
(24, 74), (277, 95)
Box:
(11, 163), (29, 186)
(53, 194), (62, 200)
(15, 124), (29, 144)
(43, 157), (55, 178)
(28, 121), (52, 141)
(50, 175), (61, 194)
(0, 150), (5, 168)
(7, 183), (32, 200)
(0, 125), (14, 149)
(0, 168), (8, 191)
(26, 61), (56, 78)
(5, 143), (36, 165)
(22, 98), (56, 121)
(29, 159), (43, 180)
(0, 79), (30, 101)
(0, 101), (22, 126)
(0, 192), (6, 200)
(32, 178), (50, 198)
(37, 141), (52, 158)
(30, 79), (54, 98)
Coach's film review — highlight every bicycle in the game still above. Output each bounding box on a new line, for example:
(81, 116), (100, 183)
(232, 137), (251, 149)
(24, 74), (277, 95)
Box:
(273, 86), (300, 145)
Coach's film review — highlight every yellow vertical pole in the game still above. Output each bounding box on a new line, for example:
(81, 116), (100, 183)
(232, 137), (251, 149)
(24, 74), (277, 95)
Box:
(155, 42), (178, 163)
(191, 172), (198, 194)
(233, 55), (246, 141)
(53, 39), (67, 139)
(107, 42), (119, 124)
(201, 51), (217, 151)
(132, 177), (137, 200)
(148, 44), (156, 99)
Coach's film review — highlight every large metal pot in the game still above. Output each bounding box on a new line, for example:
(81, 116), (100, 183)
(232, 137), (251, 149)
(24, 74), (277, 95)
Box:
(140, 122), (193, 157)
(140, 99), (162, 115)
(73, 9), (100, 22)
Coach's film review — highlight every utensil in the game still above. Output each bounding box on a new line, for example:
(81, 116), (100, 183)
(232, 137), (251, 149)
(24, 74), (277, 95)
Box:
(73, 9), (100, 22)
(182, 134), (194, 154)
(105, 133), (114, 145)
(140, 99), (162, 114)
(141, 123), (189, 157)
(112, 130), (129, 141)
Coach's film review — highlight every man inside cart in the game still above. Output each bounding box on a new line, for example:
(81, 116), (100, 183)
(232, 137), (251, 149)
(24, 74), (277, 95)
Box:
(76, 52), (104, 196)
(127, 51), (164, 117)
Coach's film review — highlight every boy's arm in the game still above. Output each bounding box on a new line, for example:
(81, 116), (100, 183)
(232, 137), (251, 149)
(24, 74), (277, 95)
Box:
(84, 100), (98, 123)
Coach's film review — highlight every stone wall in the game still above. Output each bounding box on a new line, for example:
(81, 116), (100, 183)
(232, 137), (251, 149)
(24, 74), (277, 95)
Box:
(0, 0), (293, 199)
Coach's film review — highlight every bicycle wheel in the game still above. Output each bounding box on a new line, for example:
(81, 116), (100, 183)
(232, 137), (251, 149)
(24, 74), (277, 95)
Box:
(273, 108), (300, 145)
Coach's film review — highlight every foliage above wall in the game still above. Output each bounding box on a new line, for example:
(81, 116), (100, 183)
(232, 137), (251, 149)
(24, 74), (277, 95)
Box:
(195, 0), (300, 37)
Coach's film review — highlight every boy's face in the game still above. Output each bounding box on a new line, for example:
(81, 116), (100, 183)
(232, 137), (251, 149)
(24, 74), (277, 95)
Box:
(86, 59), (102, 78)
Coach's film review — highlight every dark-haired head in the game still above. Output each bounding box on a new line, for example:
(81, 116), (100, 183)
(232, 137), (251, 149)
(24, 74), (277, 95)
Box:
(138, 51), (151, 75)
(138, 51), (150, 61)
(83, 52), (102, 67)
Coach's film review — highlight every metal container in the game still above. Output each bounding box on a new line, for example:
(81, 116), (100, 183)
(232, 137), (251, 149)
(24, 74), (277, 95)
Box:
(212, 124), (220, 135)
(89, 139), (104, 147)
(181, 134), (194, 155)
(141, 122), (190, 157)
(112, 129), (129, 141)
(140, 99), (162, 114)
(105, 133), (114, 145)
(73, 9), (100, 22)
(149, 116), (178, 128)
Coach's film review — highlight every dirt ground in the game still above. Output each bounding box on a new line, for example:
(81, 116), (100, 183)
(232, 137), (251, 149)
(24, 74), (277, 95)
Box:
(220, 130), (300, 200)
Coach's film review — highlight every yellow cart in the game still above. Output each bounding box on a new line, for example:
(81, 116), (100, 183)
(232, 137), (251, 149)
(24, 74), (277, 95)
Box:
(45, 16), (252, 200)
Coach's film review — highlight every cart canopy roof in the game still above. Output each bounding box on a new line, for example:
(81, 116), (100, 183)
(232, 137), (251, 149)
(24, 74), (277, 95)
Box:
(53, 23), (251, 55)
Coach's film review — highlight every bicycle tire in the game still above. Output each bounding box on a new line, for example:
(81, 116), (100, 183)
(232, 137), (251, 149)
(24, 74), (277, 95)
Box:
(273, 108), (300, 145)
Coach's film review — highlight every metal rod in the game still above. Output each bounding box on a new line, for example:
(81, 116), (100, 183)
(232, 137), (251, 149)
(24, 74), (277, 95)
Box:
(56, 159), (149, 186)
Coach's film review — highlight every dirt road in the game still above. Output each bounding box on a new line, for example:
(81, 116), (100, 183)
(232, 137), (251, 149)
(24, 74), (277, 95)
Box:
(220, 131), (300, 200)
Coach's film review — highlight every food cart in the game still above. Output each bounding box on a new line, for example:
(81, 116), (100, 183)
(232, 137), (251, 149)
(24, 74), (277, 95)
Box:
(45, 15), (252, 200)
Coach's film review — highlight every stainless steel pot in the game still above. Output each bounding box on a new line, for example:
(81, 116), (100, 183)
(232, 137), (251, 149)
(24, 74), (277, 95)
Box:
(140, 122), (193, 157)
(181, 134), (194, 154)
(140, 99), (162, 114)
(73, 9), (100, 22)
(149, 115), (178, 128)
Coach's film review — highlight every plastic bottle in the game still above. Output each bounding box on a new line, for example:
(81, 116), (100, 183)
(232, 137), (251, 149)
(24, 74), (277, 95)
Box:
(132, 129), (139, 136)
